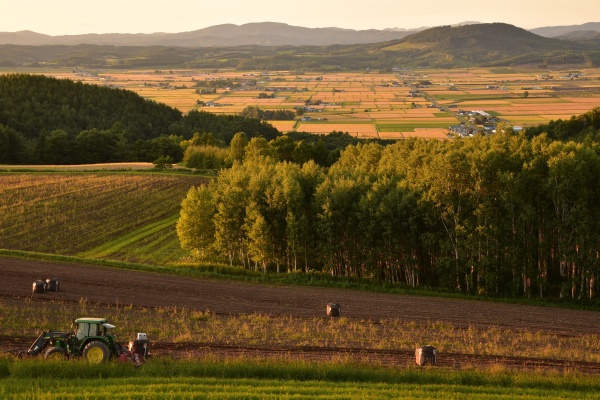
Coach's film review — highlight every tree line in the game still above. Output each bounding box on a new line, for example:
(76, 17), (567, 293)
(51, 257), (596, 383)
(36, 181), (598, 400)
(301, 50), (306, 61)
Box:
(178, 112), (600, 300)
(181, 130), (394, 170)
(240, 106), (297, 121)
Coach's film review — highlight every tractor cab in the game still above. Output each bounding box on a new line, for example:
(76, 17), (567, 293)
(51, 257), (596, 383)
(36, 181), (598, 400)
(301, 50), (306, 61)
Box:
(74, 318), (115, 339)
(73, 317), (117, 352)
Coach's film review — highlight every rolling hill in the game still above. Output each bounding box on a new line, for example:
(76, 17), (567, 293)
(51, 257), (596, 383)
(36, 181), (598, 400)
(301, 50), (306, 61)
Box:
(376, 23), (590, 67)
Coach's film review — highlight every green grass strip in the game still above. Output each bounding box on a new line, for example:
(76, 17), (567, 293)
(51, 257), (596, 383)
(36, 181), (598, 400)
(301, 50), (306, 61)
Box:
(79, 215), (179, 259)
(1, 358), (599, 399)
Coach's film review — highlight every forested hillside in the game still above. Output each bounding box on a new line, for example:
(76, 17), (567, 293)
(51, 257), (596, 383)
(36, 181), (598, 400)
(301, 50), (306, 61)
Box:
(0, 73), (180, 139)
(179, 107), (600, 300)
(524, 107), (600, 141)
(0, 74), (279, 164)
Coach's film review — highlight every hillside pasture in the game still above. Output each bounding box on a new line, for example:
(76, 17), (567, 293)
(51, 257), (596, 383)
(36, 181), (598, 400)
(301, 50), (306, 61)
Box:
(0, 173), (205, 263)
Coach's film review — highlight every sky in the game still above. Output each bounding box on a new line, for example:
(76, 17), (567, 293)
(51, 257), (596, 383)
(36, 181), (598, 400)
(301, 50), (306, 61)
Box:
(1, 0), (598, 35)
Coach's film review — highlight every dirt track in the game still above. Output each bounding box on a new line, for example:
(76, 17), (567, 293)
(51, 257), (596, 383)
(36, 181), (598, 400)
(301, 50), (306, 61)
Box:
(3, 257), (600, 372)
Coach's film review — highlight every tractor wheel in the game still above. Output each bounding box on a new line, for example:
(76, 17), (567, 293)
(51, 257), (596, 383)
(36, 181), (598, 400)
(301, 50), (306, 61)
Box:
(83, 341), (110, 364)
(43, 346), (67, 360)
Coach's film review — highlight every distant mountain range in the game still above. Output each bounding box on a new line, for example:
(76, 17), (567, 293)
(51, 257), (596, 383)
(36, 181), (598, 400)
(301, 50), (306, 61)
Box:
(0, 23), (598, 69)
(530, 22), (600, 38)
(0, 23), (423, 47)
(0, 21), (597, 47)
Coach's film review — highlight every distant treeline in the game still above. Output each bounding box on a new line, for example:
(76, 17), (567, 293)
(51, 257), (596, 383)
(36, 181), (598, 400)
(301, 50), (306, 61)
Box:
(179, 110), (600, 300)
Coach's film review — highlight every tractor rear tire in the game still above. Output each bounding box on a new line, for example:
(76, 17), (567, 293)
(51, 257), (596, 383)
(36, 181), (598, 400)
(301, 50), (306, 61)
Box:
(83, 341), (110, 364)
(43, 346), (67, 360)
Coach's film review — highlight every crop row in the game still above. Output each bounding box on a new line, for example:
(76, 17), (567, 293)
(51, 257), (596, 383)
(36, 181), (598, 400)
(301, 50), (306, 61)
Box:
(3, 297), (600, 364)
(0, 173), (205, 259)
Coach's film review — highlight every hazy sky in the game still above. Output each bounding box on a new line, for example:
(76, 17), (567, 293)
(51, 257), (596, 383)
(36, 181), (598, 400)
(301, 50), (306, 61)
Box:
(1, 0), (598, 35)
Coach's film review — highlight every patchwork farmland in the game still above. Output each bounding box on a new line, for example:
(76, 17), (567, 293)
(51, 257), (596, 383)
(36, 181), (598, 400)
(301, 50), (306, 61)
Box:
(7, 66), (600, 139)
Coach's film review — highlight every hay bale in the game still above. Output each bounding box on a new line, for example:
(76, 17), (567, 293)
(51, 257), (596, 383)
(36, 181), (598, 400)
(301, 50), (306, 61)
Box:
(415, 345), (437, 366)
(46, 278), (60, 292)
(326, 303), (341, 317)
(32, 280), (47, 294)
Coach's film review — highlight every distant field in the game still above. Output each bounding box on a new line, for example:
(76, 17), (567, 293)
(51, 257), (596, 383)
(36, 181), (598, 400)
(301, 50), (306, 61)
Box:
(4, 66), (600, 139)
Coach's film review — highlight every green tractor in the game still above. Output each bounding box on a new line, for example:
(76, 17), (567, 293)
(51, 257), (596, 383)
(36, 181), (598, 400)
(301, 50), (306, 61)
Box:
(27, 317), (127, 364)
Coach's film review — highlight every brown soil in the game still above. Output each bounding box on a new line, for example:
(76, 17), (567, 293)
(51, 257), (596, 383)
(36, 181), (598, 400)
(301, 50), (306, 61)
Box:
(0, 162), (157, 171)
(3, 257), (600, 373)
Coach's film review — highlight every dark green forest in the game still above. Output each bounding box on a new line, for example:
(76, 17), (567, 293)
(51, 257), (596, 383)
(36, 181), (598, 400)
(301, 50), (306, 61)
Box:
(0, 74), (391, 166)
(178, 107), (600, 300)
(0, 74), (280, 164)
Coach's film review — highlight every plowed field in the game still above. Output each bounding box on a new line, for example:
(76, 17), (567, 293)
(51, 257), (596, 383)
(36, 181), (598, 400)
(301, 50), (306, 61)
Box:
(3, 257), (600, 373)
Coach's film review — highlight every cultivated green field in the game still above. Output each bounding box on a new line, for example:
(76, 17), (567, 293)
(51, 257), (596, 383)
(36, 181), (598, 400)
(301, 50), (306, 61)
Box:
(0, 172), (206, 264)
(1, 358), (599, 400)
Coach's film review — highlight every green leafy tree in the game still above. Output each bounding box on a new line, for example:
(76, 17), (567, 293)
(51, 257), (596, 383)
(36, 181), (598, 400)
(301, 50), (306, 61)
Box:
(0, 124), (29, 163)
(177, 186), (217, 260)
(153, 155), (174, 169)
(213, 166), (252, 266)
(228, 132), (248, 164)
(243, 137), (279, 162)
(244, 201), (273, 272)
(183, 145), (230, 169)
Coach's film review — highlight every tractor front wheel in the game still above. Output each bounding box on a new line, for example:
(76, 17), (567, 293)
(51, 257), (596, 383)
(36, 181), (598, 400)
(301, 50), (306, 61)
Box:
(83, 341), (110, 364)
(43, 346), (67, 360)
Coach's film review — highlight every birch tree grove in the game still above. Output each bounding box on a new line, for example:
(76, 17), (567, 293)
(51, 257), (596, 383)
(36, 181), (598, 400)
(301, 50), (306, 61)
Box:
(178, 129), (600, 299)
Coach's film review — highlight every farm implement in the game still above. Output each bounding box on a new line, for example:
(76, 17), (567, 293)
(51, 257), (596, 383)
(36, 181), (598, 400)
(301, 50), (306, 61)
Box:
(8, 317), (149, 366)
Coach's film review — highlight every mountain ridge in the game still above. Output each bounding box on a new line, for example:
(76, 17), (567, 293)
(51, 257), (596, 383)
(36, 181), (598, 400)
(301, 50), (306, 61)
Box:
(0, 22), (423, 47)
(1, 21), (597, 47)
(530, 22), (600, 38)
(0, 23), (597, 69)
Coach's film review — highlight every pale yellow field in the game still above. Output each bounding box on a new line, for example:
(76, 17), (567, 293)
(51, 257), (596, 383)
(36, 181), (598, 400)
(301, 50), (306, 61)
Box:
(269, 121), (298, 132)
(296, 122), (377, 136)
(404, 128), (450, 139)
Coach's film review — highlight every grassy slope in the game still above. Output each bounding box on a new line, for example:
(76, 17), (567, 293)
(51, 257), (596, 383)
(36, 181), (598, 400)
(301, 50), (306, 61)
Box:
(1, 359), (598, 399)
(0, 171), (206, 264)
(79, 214), (180, 260)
